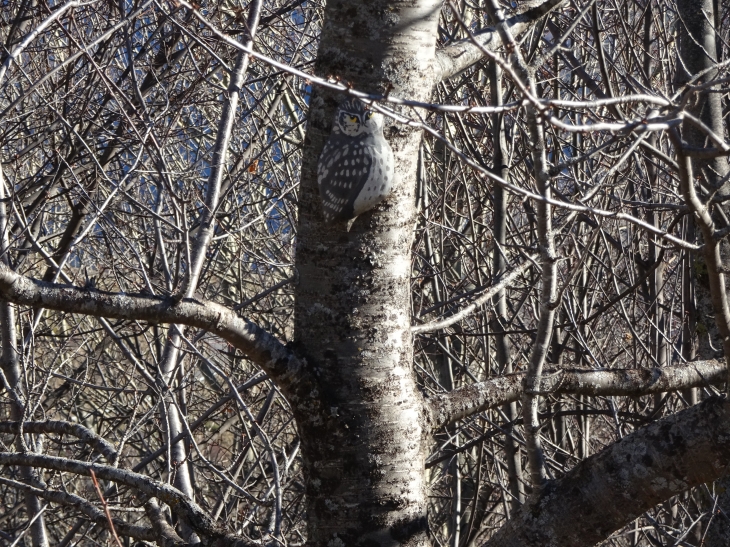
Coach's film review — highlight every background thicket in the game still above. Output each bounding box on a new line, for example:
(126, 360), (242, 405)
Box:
(2, 0), (730, 546)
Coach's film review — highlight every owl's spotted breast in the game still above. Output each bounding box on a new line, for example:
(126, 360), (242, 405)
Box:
(317, 100), (395, 223)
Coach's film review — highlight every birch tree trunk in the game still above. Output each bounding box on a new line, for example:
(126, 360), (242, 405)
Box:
(293, 1), (442, 542)
(7, 1), (730, 546)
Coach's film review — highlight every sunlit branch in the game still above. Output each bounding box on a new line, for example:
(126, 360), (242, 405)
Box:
(429, 360), (724, 429)
(0, 266), (309, 400)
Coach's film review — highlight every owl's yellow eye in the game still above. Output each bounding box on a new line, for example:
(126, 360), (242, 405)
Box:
(365, 111), (373, 120)
(349, 115), (358, 123)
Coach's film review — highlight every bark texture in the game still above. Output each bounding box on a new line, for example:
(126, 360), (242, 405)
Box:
(429, 360), (725, 428)
(5, 1), (712, 546)
(292, 0), (442, 543)
(0, 265), (309, 400)
(291, 2), (564, 542)
(483, 397), (730, 547)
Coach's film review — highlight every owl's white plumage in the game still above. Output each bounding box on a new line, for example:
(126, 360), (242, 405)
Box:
(317, 99), (395, 223)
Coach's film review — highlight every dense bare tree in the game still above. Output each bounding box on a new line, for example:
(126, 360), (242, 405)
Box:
(3, 0), (730, 546)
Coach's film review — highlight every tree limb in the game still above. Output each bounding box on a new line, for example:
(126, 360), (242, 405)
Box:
(0, 266), (310, 401)
(429, 360), (724, 429)
(412, 255), (535, 334)
(434, 0), (567, 82)
(0, 476), (156, 542)
(0, 421), (117, 462)
(0, 452), (256, 547)
(144, 497), (187, 547)
(482, 396), (730, 547)
(176, 0), (262, 299)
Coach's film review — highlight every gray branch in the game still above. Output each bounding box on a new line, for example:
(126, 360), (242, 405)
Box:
(144, 497), (186, 547)
(0, 452), (257, 547)
(434, 0), (566, 82)
(429, 360), (724, 429)
(482, 396), (730, 547)
(0, 421), (117, 462)
(0, 476), (156, 542)
(178, 0), (263, 298)
(412, 255), (535, 334)
(0, 266), (310, 400)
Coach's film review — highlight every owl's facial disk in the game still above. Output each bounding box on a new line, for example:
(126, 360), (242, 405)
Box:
(336, 108), (383, 137)
(338, 111), (362, 136)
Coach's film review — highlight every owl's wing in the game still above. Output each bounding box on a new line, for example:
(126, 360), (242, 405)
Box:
(317, 136), (372, 223)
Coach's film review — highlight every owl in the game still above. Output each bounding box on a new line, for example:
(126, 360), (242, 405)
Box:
(317, 99), (395, 223)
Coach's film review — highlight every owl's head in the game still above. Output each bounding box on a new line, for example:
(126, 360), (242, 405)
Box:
(333, 99), (384, 137)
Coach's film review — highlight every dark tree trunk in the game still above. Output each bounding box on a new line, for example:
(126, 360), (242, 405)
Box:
(676, 0), (730, 360)
(488, 59), (524, 512)
(674, 3), (730, 542)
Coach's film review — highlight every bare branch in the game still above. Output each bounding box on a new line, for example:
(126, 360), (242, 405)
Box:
(0, 452), (257, 546)
(412, 255), (536, 334)
(0, 421), (117, 462)
(0, 266), (310, 399)
(434, 0), (567, 82)
(0, 476), (156, 542)
(429, 360), (725, 429)
(177, 0), (263, 299)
